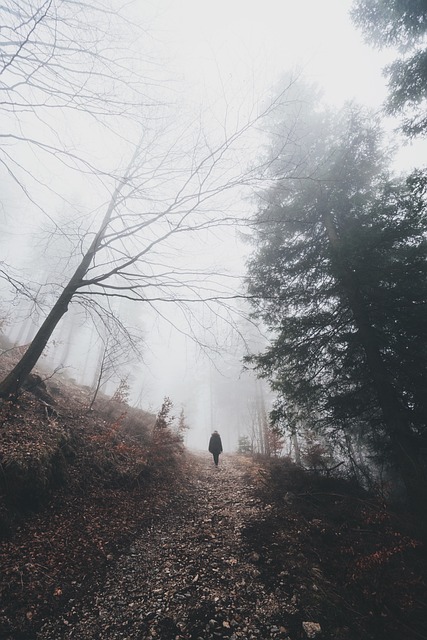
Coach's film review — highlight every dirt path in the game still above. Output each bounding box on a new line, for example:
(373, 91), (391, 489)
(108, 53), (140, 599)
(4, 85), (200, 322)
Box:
(37, 453), (291, 640)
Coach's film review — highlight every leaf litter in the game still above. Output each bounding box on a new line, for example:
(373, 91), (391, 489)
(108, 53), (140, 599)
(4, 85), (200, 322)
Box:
(2, 446), (426, 640)
(37, 453), (296, 640)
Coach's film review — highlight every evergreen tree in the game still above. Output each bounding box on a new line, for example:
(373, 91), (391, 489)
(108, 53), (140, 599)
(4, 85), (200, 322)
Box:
(247, 91), (427, 516)
(153, 397), (174, 433)
(177, 408), (189, 442)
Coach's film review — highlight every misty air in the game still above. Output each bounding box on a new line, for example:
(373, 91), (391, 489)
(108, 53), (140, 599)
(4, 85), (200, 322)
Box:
(1, 1), (426, 639)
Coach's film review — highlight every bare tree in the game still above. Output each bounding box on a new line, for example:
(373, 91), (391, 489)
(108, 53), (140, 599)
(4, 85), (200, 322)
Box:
(0, 0), (161, 366)
(0, 0), (158, 150)
(0, 106), (277, 398)
(0, 1), (299, 399)
(89, 322), (139, 410)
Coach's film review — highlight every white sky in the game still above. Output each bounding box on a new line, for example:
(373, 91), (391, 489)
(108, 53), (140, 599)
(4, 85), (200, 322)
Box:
(155, 0), (389, 104)
(143, 0), (426, 169)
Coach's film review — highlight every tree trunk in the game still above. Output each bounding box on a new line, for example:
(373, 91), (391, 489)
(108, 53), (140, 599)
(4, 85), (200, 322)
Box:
(256, 381), (270, 456)
(323, 209), (427, 517)
(0, 176), (129, 399)
(89, 345), (107, 410)
(0, 286), (75, 398)
(291, 431), (302, 466)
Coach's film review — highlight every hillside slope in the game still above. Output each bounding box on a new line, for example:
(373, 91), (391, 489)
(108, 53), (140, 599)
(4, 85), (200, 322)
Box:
(0, 363), (184, 639)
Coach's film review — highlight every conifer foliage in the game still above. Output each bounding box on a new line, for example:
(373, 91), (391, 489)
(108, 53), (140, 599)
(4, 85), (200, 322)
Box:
(246, 86), (427, 516)
(352, 0), (427, 136)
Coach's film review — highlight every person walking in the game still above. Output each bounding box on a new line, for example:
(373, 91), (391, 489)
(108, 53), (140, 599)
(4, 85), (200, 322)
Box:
(208, 430), (223, 467)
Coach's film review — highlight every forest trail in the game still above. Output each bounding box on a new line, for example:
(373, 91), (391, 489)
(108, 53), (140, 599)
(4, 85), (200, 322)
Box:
(37, 452), (293, 640)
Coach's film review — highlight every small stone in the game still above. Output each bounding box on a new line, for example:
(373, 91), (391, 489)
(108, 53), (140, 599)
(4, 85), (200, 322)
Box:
(302, 621), (322, 638)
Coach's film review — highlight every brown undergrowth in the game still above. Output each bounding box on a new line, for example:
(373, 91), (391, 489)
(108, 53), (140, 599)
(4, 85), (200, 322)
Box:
(0, 366), (186, 640)
(242, 457), (427, 640)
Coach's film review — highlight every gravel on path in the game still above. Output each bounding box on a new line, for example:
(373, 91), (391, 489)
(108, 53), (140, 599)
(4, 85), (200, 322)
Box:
(37, 452), (292, 640)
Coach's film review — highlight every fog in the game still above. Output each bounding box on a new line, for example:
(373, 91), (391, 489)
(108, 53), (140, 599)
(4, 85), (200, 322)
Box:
(1, 0), (426, 452)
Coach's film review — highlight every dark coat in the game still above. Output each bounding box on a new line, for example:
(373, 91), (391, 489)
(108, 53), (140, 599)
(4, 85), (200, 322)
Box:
(208, 432), (223, 455)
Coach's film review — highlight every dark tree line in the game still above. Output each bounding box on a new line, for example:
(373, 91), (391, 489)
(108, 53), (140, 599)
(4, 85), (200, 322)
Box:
(245, 0), (427, 521)
(246, 82), (427, 520)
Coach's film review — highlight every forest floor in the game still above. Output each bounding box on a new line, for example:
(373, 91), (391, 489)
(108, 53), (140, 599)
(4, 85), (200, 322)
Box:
(1, 345), (425, 640)
(16, 451), (425, 640)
